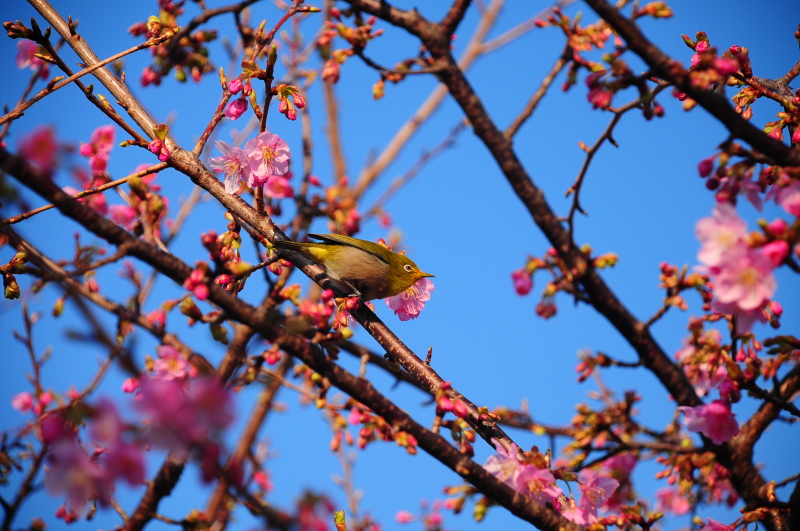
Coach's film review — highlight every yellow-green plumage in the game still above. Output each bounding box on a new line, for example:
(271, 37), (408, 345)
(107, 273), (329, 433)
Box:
(274, 233), (433, 300)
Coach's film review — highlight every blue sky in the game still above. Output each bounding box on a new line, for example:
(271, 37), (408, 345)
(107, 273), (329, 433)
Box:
(1, 1), (798, 530)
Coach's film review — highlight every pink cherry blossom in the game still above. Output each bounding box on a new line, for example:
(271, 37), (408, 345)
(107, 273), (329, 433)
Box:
(679, 399), (739, 444)
(655, 487), (690, 515)
(78, 126), (116, 177)
(136, 377), (233, 458)
(511, 269), (533, 295)
(514, 464), (562, 505)
(713, 247), (776, 311)
(109, 204), (137, 230)
(88, 399), (146, 487)
(79, 125), (115, 158)
(224, 96), (248, 120)
(16, 40), (49, 78)
(601, 452), (636, 476)
(11, 391), (34, 412)
(208, 140), (252, 194)
(775, 180), (800, 216)
(244, 131), (291, 183)
(483, 438), (523, 487)
(695, 203), (748, 267)
(152, 345), (192, 382)
(102, 438), (146, 486)
(385, 277), (434, 321)
(578, 469), (619, 511)
(19, 126), (57, 177)
(558, 497), (591, 524)
(711, 300), (766, 334)
(88, 398), (125, 444)
(739, 178), (764, 211)
(263, 175), (294, 199)
(45, 438), (110, 512)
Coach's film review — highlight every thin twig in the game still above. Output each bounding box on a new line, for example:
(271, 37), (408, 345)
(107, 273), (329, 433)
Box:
(3, 163), (167, 225)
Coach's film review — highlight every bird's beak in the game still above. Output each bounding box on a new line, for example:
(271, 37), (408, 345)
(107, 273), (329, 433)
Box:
(420, 272), (435, 278)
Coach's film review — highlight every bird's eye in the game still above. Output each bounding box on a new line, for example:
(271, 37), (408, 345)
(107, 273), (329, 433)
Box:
(404, 264), (413, 273)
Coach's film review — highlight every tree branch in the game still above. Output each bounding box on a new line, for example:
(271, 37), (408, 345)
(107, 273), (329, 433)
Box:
(582, 0), (800, 167)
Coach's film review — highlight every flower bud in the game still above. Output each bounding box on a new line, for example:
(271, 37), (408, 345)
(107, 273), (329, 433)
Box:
(146, 15), (161, 38)
(228, 78), (243, 94)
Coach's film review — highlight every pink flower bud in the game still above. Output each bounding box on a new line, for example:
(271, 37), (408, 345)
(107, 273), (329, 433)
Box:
(452, 400), (469, 419)
(761, 240), (789, 267)
(766, 218), (787, 237)
(141, 66), (162, 87)
(190, 269), (204, 283)
(322, 59), (340, 83)
(224, 96), (248, 120)
(436, 396), (453, 412)
(194, 284), (210, 300)
(278, 99), (297, 120)
(697, 157), (715, 177)
(511, 269), (533, 295)
(395, 511), (415, 524)
(292, 92), (307, 109)
(122, 377), (140, 393)
(228, 78), (243, 94)
(148, 139), (170, 162)
(712, 57), (739, 76)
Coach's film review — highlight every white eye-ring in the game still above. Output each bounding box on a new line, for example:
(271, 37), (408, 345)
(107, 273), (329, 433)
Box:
(403, 264), (413, 273)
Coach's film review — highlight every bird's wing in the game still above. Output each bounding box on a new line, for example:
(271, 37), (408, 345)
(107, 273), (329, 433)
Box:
(308, 234), (390, 264)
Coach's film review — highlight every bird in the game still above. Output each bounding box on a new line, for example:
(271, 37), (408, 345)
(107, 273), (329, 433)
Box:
(273, 233), (434, 301)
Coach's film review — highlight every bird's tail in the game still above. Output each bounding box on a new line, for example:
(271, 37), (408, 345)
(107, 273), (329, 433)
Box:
(272, 239), (304, 251)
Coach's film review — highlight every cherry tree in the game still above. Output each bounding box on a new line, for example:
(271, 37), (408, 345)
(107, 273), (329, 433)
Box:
(1, 1), (798, 530)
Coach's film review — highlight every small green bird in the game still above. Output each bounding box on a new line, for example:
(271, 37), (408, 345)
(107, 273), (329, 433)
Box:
(274, 233), (434, 301)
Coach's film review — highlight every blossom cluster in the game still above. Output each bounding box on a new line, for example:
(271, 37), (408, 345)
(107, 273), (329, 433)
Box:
(128, 4), (216, 86)
(695, 202), (787, 333)
(208, 132), (292, 197)
(11, 345), (233, 522)
(483, 439), (619, 525)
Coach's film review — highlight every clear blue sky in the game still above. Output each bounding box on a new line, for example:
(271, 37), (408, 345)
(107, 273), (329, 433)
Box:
(1, 1), (798, 530)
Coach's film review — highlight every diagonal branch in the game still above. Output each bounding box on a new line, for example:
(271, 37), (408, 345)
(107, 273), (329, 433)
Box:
(582, 0), (800, 167)
(3, 148), (582, 531)
(336, 2), (791, 529)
